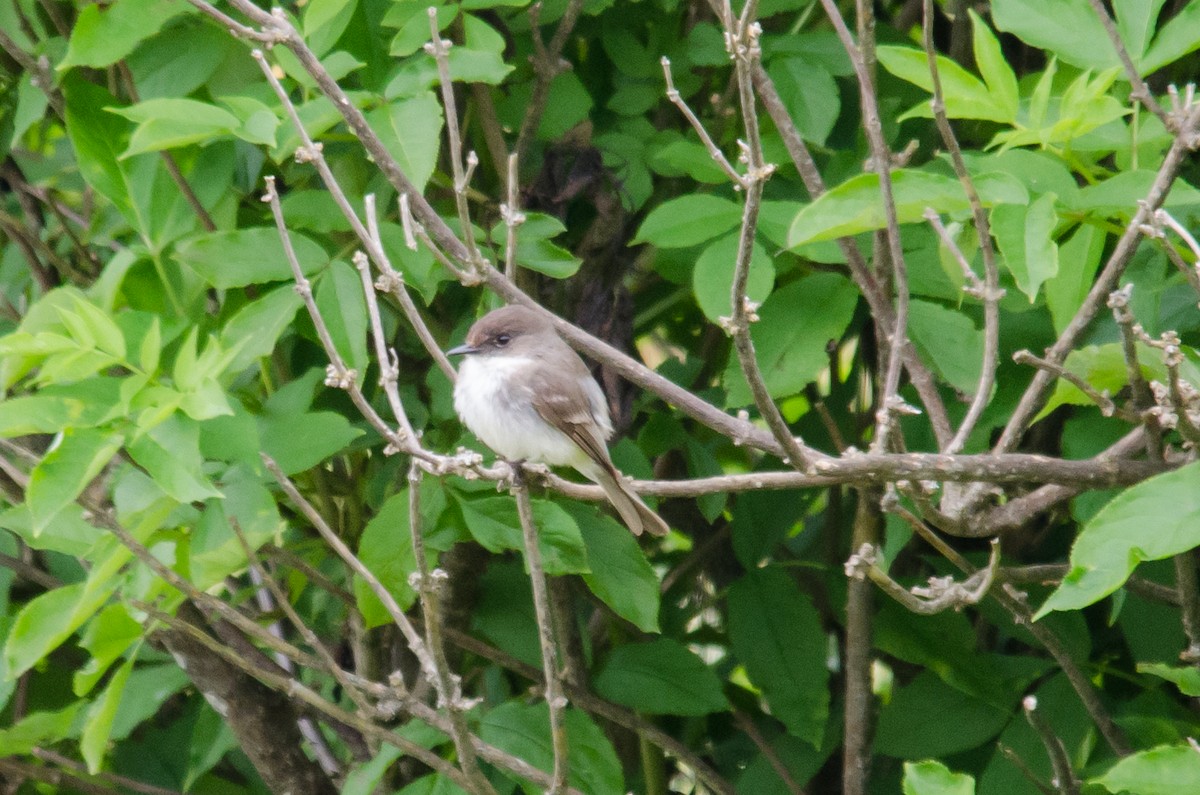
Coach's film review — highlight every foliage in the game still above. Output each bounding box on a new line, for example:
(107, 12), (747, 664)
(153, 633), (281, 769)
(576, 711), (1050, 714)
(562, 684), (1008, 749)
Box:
(2, 0), (1200, 794)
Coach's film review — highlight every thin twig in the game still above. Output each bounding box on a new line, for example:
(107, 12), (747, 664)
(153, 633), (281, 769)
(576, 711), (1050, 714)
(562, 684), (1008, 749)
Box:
(427, 9), (484, 272)
(261, 454), (439, 696)
(1085, 0), (1169, 127)
(1022, 695), (1081, 795)
(407, 463), (496, 795)
(817, 0), (912, 452)
(502, 152), (524, 281)
(511, 468), (569, 794)
(921, 0), (1002, 456)
(1012, 350), (1131, 421)
(515, 0), (585, 165)
(995, 99), (1200, 453)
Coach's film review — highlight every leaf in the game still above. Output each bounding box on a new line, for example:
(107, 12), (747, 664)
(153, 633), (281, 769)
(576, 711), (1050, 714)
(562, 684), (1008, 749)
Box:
(1138, 662), (1200, 697)
(458, 496), (589, 575)
(568, 504), (660, 633)
(75, 605), (142, 696)
(175, 227), (329, 289)
(766, 58), (840, 144)
(110, 99), (241, 157)
(902, 760), (976, 795)
(788, 170), (1018, 247)
(59, 0), (192, 69)
(219, 286), (303, 375)
(479, 702), (623, 794)
(1141, 1), (1200, 73)
(905, 300), (983, 394)
(1036, 461), (1200, 617)
(4, 583), (88, 679)
(1045, 223), (1106, 335)
(692, 233), (774, 322)
(315, 260), (369, 376)
(126, 414), (222, 503)
(969, 10), (1019, 122)
(0, 704), (85, 755)
(876, 670), (1010, 757)
(728, 568), (829, 746)
(258, 370), (364, 475)
(723, 272), (858, 406)
(64, 78), (135, 221)
(492, 213), (583, 279)
(27, 428), (124, 534)
(354, 490), (419, 629)
(633, 195), (743, 248)
(373, 92), (443, 194)
(593, 639), (728, 715)
(1090, 744), (1200, 795)
(877, 46), (1008, 123)
(81, 655), (134, 773)
(991, 192), (1059, 302)
(992, 0), (1117, 70)
(0, 378), (127, 437)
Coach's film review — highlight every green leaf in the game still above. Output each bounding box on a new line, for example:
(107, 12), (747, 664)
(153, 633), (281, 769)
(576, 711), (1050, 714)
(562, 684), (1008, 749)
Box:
(315, 260), (369, 376)
(877, 46), (1008, 123)
(728, 568), (829, 746)
(1038, 342), (1169, 419)
(4, 583), (87, 678)
(1141, 1), (1200, 73)
(906, 300), (983, 394)
(258, 370), (365, 475)
(593, 639), (728, 715)
(0, 378), (128, 437)
(1091, 744), (1200, 795)
(458, 496), (589, 575)
(176, 227), (329, 289)
(991, 192), (1059, 302)
(81, 655), (134, 773)
(64, 78), (135, 221)
(765, 58), (840, 144)
(0, 704), (85, 755)
(110, 99), (241, 157)
(59, 0), (192, 69)
(1045, 223), (1106, 335)
(372, 92), (443, 194)
(633, 195), (743, 248)
(126, 414), (222, 503)
(723, 272), (858, 406)
(788, 170), (1018, 247)
(902, 760), (976, 795)
(1138, 662), (1200, 697)
(692, 233), (774, 322)
(876, 670), (1010, 757)
(992, 0), (1117, 70)
(1037, 461), (1200, 617)
(1115, 0), (1169, 63)
(219, 286), (303, 375)
(569, 504), (660, 633)
(492, 213), (583, 279)
(479, 702), (623, 794)
(75, 605), (143, 696)
(27, 428), (124, 534)
(354, 490), (418, 629)
(969, 10), (1019, 121)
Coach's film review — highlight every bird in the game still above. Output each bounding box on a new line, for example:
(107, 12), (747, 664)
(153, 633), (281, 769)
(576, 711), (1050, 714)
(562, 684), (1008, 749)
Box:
(448, 304), (669, 537)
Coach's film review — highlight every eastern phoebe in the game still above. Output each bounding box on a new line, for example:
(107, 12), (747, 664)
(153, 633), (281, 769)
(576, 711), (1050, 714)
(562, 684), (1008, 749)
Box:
(448, 305), (669, 537)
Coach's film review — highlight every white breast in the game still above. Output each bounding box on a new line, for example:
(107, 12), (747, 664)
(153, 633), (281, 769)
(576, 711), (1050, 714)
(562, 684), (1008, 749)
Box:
(453, 355), (582, 466)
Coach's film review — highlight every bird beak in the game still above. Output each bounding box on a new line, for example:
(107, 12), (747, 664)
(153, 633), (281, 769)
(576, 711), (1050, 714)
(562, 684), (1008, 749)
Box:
(447, 342), (479, 356)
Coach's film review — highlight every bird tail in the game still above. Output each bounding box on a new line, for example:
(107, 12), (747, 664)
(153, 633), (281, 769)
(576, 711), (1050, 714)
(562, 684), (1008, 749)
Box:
(587, 463), (669, 537)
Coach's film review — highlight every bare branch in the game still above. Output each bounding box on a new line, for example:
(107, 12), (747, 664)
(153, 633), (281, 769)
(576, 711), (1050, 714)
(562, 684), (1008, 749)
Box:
(511, 469), (569, 793)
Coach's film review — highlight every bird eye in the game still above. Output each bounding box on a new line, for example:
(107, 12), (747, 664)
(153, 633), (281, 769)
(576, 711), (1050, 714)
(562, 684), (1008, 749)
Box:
(495, 334), (511, 346)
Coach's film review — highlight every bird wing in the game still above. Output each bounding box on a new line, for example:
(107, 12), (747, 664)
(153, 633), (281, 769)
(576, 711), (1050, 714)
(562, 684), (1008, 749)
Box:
(529, 369), (616, 472)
